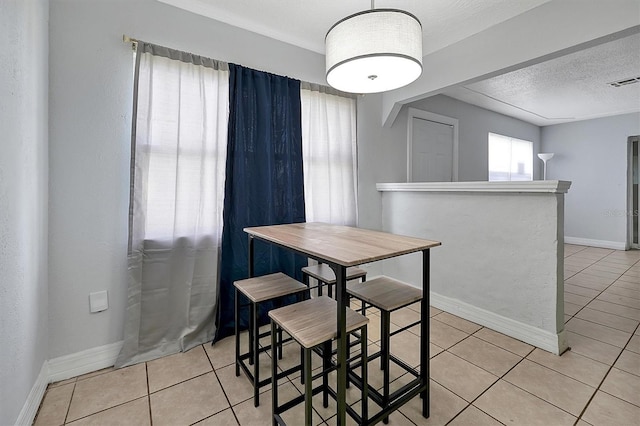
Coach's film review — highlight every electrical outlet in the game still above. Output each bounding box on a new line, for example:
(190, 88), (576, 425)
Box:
(89, 291), (108, 313)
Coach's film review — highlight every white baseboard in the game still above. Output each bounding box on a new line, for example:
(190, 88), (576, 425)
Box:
(431, 292), (567, 355)
(48, 341), (124, 383)
(564, 236), (627, 250)
(15, 361), (49, 426)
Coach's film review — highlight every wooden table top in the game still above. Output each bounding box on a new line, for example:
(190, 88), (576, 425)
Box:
(244, 222), (441, 267)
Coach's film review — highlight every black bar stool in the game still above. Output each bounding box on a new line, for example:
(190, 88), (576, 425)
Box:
(301, 263), (366, 298)
(269, 296), (369, 426)
(234, 272), (309, 406)
(347, 276), (424, 424)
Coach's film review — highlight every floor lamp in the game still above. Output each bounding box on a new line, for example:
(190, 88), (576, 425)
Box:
(538, 153), (554, 180)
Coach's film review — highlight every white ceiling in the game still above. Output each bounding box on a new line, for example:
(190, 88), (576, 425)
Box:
(160, 0), (640, 127)
(159, 0), (551, 55)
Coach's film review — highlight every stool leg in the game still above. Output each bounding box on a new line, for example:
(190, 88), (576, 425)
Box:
(235, 289), (240, 377)
(253, 302), (260, 407)
(381, 311), (391, 424)
(318, 280), (324, 297)
(361, 275), (368, 314)
(361, 325), (368, 425)
(248, 301), (255, 366)
(271, 321), (278, 426)
(322, 341), (331, 408)
(278, 327), (283, 360)
(302, 272), (310, 297)
(304, 347), (313, 426)
(300, 344), (305, 385)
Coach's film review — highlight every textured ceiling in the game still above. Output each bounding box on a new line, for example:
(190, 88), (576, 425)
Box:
(159, 0), (551, 55)
(442, 33), (640, 126)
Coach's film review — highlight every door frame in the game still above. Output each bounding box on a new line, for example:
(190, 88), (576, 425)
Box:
(628, 136), (639, 250)
(407, 108), (459, 182)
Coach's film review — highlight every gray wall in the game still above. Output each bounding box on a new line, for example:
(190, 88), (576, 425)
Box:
(406, 95), (542, 181)
(48, 0), (326, 359)
(542, 113), (640, 246)
(356, 94), (542, 234)
(0, 0), (49, 424)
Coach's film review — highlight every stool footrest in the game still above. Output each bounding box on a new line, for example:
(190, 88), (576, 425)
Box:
(389, 320), (421, 337)
(273, 384), (324, 415)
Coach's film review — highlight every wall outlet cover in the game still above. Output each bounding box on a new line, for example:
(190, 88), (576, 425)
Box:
(89, 291), (108, 313)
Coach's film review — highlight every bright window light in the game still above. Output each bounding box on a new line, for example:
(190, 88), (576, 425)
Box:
(488, 133), (533, 181)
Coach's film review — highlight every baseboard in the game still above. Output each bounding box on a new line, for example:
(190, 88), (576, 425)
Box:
(15, 361), (49, 426)
(431, 292), (567, 355)
(48, 341), (124, 383)
(564, 236), (627, 250)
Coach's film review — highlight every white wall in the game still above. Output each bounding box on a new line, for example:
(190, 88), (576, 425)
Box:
(0, 0), (49, 424)
(48, 0), (326, 359)
(379, 185), (568, 354)
(542, 113), (640, 247)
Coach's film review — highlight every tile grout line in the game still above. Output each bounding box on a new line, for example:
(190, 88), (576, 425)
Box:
(563, 256), (639, 336)
(574, 321), (640, 423)
(146, 362), (153, 426)
(63, 396), (149, 425)
(62, 381), (76, 425)
(430, 327), (527, 425)
(203, 343), (242, 426)
(562, 249), (606, 325)
(442, 343), (535, 426)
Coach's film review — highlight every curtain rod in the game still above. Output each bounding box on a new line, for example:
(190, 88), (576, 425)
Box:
(123, 34), (139, 50)
(121, 34), (356, 99)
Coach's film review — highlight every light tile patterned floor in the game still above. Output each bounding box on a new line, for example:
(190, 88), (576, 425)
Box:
(34, 245), (640, 425)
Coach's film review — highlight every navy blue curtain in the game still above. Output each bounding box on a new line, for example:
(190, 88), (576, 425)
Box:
(215, 64), (307, 340)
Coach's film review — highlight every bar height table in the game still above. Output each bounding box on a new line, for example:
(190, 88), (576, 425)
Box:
(244, 223), (441, 425)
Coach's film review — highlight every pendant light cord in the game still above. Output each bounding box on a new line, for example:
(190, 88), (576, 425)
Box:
(371, 0), (375, 10)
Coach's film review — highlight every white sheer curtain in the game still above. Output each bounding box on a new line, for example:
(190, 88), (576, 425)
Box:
(300, 85), (357, 225)
(116, 43), (229, 367)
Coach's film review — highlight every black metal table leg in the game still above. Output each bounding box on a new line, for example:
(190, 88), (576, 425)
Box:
(334, 264), (347, 426)
(235, 288), (241, 377)
(421, 249), (430, 418)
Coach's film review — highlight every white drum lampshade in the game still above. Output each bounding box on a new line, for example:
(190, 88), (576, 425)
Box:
(325, 9), (423, 93)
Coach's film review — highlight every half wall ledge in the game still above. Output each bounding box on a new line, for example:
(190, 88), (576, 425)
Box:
(376, 179), (571, 355)
(376, 180), (572, 193)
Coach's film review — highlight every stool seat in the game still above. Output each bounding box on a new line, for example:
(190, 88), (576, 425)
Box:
(301, 264), (366, 285)
(270, 296), (370, 425)
(347, 276), (422, 311)
(234, 272), (309, 407)
(235, 272), (308, 303)
(346, 276), (424, 424)
(269, 296), (368, 349)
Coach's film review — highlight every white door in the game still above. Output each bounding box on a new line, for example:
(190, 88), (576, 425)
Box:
(411, 117), (454, 182)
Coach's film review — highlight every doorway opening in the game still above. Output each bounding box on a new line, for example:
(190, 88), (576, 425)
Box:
(629, 136), (639, 249)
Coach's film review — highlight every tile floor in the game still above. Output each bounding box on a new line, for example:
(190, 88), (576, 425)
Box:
(34, 245), (640, 425)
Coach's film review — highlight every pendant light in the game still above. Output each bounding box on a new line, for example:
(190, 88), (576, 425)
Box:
(325, 1), (423, 93)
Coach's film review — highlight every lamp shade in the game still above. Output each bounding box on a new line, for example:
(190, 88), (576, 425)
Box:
(325, 9), (423, 93)
(537, 153), (555, 161)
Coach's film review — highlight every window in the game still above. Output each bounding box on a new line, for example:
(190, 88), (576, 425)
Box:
(132, 49), (229, 242)
(488, 133), (533, 181)
(301, 88), (357, 225)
